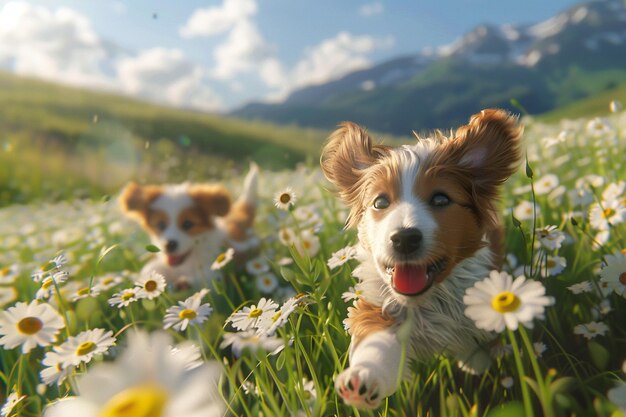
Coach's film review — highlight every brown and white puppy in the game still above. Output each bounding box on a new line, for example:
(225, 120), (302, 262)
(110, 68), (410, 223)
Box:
(119, 164), (259, 287)
(321, 110), (522, 409)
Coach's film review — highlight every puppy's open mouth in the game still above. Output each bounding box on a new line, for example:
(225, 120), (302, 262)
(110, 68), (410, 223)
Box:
(385, 258), (447, 296)
(167, 251), (191, 267)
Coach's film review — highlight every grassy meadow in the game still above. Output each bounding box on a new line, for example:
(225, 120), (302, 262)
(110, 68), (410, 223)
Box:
(0, 76), (625, 417)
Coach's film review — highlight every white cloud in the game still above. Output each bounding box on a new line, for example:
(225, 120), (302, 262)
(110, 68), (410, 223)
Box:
(0, 2), (224, 111)
(359, 2), (384, 17)
(117, 48), (223, 111)
(179, 0), (257, 38)
(291, 31), (394, 88)
(0, 1), (111, 88)
(212, 20), (274, 80)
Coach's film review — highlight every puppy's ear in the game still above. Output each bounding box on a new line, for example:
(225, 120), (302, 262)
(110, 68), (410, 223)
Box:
(189, 185), (231, 218)
(321, 122), (389, 206)
(452, 109), (522, 181)
(119, 182), (162, 220)
(428, 109), (523, 226)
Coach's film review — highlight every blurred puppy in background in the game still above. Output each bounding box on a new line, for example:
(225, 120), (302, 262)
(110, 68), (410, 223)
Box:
(119, 163), (259, 287)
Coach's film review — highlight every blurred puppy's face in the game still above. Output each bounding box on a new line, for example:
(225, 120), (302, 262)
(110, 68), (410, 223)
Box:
(120, 183), (231, 267)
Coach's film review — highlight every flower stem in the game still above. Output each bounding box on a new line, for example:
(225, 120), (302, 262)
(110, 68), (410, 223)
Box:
(507, 328), (535, 417)
(519, 327), (554, 417)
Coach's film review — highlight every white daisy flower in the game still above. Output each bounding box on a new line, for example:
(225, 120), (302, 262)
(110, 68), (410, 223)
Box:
(93, 275), (123, 292)
(134, 271), (166, 300)
(211, 248), (235, 270)
(573, 321), (609, 340)
(567, 281), (593, 295)
(255, 273), (279, 294)
(0, 301), (65, 353)
(327, 245), (358, 269)
(242, 380), (260, 397)
(586, 117), (613, 137)
(170, 342), (203, 371)
(42, 331), (224, 417)
(274, 187), (297, 210)
(245, 256), (270, 275)
(600, 252), (626, 296)
(54, 328), (116, 367)
(341, 286), (363, 303)
(536, 225), (566, 251)
(540, 255), (567, 278)
(35, 272), (69, 300)
(258, 294), (304, 336)
(589, 199), (626, 230)
(32, 255), (68, 282)
(67, 283), (101, 303)
(108, 288), (139, 308)
(294, 205), (321, 227)
(40, 351), (73, 386)
(602, 181), (625, 202)
(534, 174), (559, 195)
(1, 390), (26, 417)
(0, 264), (20, 284)
(0, 287), (17, 307)
(227, 298), (279, 332)
(513, 201), (538, 221)
(163, 289), (213, 331)
(220, 330), (285, 357)
(278, 227), (297, 246)
(464, 271), (554, 333)
(295, 229), (320, 257)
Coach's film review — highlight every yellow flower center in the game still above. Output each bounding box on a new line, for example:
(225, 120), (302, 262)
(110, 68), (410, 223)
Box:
(78, 288), (90, 296)
(546, 259), (556, 269)
(271, 311), (282, 322)
(40, 261), (55, 272)
(17, 317), (43, 335)
(603, 208), (615, 219)
(121, 292), (135, 301)
(303, 240), (311, 250)
(76, 341), (97, 356)
(491, 291), (521, 313)
(621, 248), (626, 255)
(619, 272), (626, 286)
(263, 277), (273, 286)
(102, 277), (114, 285)
(41, 278), (54, 290)
(1, 266), (10, 276)
(215, 253), (226, 263)
(144, 280), (157, 292)
(178, 309), (197, 320)
(247, 308), (263, 318)
(98, 384), (168, 417)
(279, 193), (291, 204)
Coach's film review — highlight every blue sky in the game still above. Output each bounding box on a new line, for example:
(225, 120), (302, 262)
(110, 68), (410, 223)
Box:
(0, 0), (583, 111)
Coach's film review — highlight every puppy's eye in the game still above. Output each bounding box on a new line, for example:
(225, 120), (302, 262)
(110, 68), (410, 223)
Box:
(181, 220), (194, 230)
(373, 195), (390, 210)
(431, 193), (451, 207)
(157, 221), (167, 231)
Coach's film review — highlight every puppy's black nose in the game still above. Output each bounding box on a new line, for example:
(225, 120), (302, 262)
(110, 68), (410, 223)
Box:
(390, 228), (423, 255)
(165, 240), (178, 253)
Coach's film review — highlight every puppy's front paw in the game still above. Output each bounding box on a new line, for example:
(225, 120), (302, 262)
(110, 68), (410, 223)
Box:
(335, 366), (382, 409)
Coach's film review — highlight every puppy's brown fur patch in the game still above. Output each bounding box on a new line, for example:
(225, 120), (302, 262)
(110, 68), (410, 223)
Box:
(346, 299), (396, 347)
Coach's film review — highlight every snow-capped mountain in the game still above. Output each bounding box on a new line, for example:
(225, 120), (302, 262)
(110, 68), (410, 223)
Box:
(233, 0), (626, 134)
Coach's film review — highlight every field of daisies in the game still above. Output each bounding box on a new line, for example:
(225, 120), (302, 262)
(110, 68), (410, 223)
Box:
(1, 106), (625, 417)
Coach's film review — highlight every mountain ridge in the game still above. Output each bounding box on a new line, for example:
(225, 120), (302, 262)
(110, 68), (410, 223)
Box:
(232, 0), (626, 134)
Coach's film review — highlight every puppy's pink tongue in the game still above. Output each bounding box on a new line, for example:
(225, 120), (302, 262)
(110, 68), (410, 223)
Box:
(392, 264), (429, 295)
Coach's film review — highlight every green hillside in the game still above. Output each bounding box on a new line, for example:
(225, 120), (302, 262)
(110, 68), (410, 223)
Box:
(538, 83), (626, 122)
(0, 72), (327, 205)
